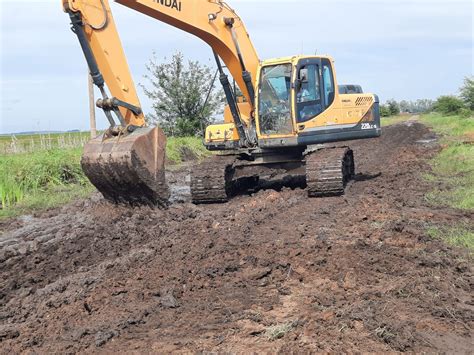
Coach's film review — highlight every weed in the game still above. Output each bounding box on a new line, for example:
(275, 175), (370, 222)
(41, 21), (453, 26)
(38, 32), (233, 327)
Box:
(265, 322), (296, 341)
(375, 325), (396, 342)
(0, 148), (88, 209)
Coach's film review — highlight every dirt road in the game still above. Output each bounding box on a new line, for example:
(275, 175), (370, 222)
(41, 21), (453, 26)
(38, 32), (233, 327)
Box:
(1, 122), (473, 353)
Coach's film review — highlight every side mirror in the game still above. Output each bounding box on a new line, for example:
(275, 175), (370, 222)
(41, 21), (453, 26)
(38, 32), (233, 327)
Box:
(296, 68), (308, 91)
(299, 68), (309, 83)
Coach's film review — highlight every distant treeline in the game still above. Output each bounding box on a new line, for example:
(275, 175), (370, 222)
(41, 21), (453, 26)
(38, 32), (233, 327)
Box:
(381, 76), (473, 118)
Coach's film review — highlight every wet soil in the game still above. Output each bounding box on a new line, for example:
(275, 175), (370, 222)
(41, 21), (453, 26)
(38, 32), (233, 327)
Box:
(1, 122), (473, 353)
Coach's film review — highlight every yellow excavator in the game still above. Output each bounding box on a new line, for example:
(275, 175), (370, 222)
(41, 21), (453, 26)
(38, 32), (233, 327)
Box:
(63, 0), (381, 206)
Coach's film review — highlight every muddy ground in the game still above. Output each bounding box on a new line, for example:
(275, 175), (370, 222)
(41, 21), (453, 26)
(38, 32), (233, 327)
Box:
(1, 122), (473, 353)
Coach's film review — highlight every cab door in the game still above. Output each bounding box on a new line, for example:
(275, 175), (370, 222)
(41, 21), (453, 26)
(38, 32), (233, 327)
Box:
(295, 58), (336, 124)
(257, 63), (294, 138)
(295, 58), (323, 124)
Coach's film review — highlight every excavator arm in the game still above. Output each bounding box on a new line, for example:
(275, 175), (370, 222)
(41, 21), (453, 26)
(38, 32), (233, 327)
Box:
(117, 0), (260, 109)
(63, 0), (261, 206)
(64, 0), (146, 128)
(63, 0), (259, 124)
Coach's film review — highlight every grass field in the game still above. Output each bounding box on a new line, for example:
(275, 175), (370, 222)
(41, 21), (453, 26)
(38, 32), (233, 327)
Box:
(0, 135), (208, 218)
(420, 113), (474, 211)
(383, 112), (474, 252)
(0, 132), (92, 155)
(380, 114), (415, 127)
(0, 148), (93, 218)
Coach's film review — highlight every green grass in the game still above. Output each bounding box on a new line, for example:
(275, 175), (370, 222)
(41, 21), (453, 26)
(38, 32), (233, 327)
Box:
(0, 148), (92, 218)
(0, 185), (94, 219)
(424, 144), (474, 210)
(420, 112), (474, 137)
(0, 135), (209, 218)
(380, 112), (474, 251)
(421, 113), (474, 253)
(381, 114), (414, 127)
(166, 136), (210, 164)
(420, 113), (474, 211)
(0, 132), (92, 155)
(427, 226), (474, 255)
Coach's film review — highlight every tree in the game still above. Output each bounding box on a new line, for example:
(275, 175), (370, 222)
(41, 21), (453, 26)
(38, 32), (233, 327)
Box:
(141, 52), (223, 137)
(433, 95), (465, 115)
(399, 100), (410, 113)
(386, 99), (400, 116)
(459, 76), (474, 111)
(413, 99), (434, 113)
(379, 104), (391, 117)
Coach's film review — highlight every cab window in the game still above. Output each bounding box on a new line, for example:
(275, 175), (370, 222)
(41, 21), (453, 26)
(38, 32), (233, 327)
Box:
(322, 59), (335, 107)
(258, 64), (293, 135)
(296, 64), (322, 122)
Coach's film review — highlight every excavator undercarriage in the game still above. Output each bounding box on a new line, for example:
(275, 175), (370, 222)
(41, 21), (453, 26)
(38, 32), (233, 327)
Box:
(191, 147), (355, 204)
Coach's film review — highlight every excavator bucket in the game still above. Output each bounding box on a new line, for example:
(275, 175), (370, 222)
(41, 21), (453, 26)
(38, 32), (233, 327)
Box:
(81, 127), (169, 207)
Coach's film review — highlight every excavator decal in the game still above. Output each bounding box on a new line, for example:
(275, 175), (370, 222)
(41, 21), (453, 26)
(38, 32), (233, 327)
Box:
(153, 0), (182, 12)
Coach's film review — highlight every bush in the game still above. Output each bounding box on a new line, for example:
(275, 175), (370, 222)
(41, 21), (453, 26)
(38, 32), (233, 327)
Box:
(459, 108), (472, 118)
(166, 137), (209, 164)
(459, 76), (474, 111)
(387, 99), (400, 116)
(433, 96), (465, 115)
(380, 105), (391, 117)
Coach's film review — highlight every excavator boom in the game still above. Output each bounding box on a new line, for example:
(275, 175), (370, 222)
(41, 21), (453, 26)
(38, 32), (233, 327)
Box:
(116, 0), (259, 111)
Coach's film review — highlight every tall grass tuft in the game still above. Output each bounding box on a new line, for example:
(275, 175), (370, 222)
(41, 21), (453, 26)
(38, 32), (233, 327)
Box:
(0, 148), (87, 208)
(166, 137), (210, 164)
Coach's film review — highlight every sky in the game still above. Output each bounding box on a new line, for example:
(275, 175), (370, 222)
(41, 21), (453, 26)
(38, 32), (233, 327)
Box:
(0, 0), (473, 133)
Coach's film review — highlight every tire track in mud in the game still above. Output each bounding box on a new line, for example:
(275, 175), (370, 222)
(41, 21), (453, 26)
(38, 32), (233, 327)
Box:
(1, 122), (473, 353)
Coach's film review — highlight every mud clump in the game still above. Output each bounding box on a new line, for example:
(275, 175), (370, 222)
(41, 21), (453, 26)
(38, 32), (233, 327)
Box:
(1, 122), (473, 353)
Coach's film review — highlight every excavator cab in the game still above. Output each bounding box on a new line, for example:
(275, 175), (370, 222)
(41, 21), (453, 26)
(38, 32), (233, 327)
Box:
(205, 55), (381, 150)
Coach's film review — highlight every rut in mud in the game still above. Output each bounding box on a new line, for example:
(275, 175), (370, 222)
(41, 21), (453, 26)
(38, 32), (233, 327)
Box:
(1, 122), (473, 353)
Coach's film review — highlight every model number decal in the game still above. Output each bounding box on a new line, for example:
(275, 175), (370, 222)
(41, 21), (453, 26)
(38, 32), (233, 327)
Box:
(361, 123), (377, 130)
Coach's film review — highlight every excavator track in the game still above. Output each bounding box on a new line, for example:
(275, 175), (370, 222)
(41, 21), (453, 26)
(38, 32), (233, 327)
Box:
(191, 156), (236, 204)
(306, 147), (355, 197)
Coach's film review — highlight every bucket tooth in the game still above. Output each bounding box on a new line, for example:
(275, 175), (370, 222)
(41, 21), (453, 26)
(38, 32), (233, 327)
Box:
(81, 127), (169, 207)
